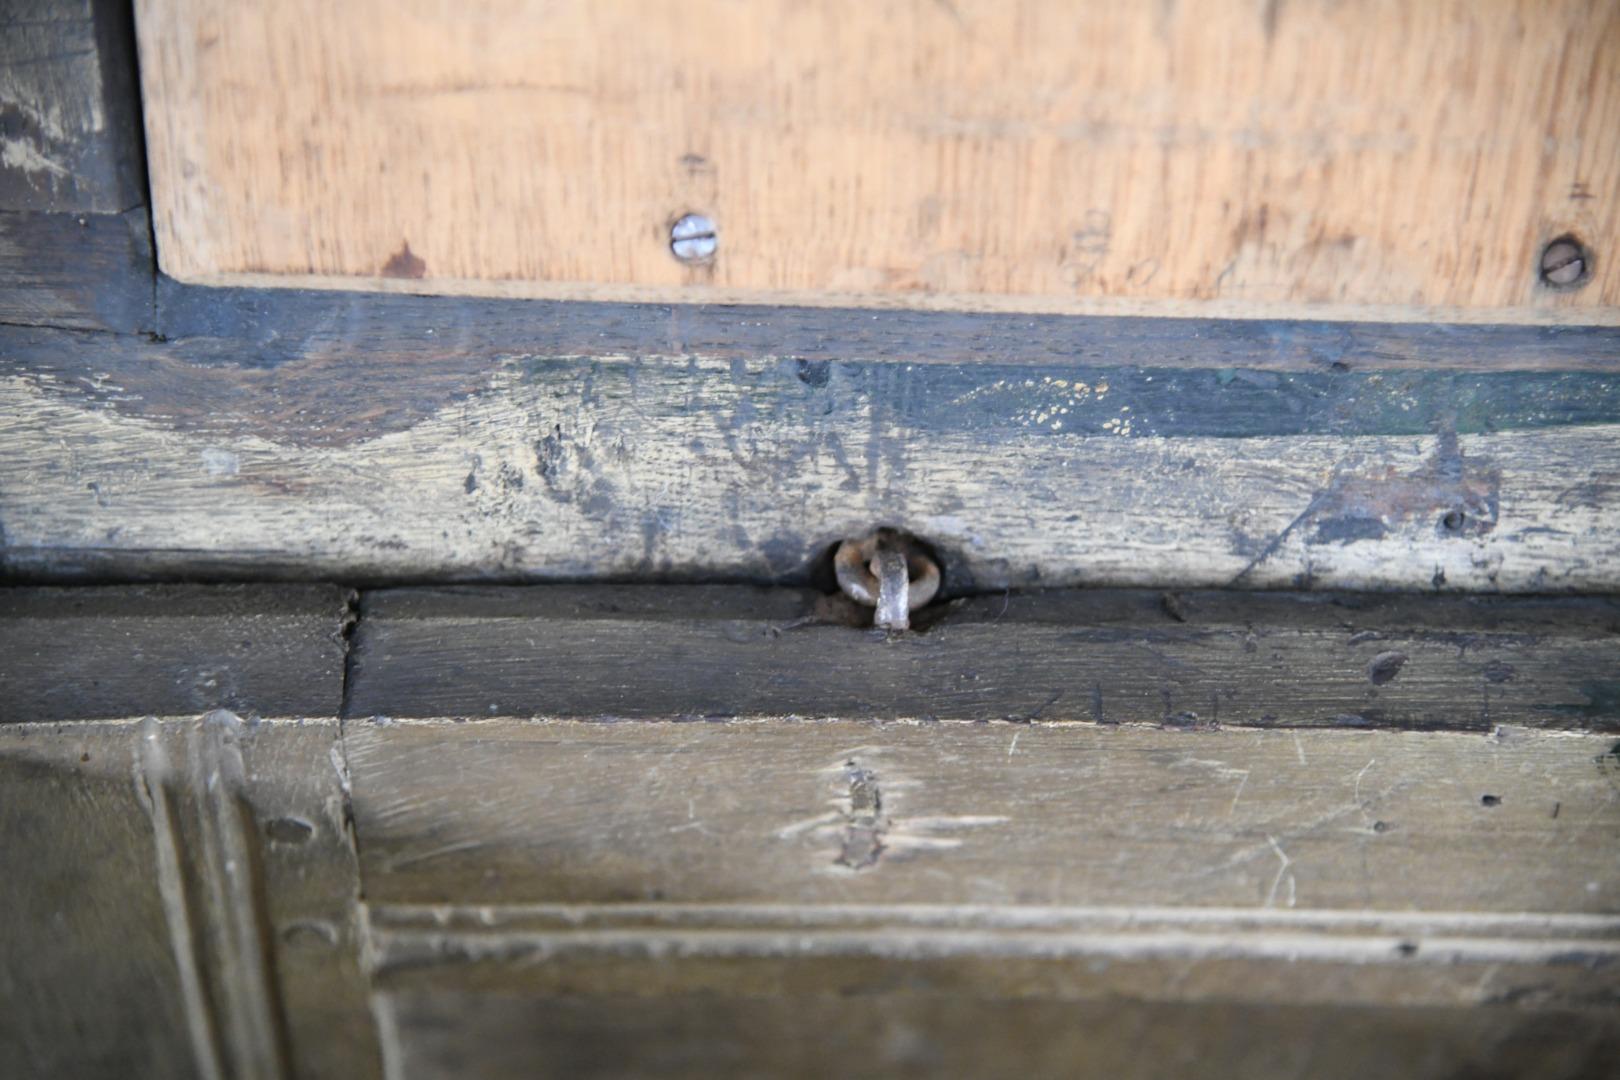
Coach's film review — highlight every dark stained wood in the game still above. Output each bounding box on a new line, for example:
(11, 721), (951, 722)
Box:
(152, 278), (1620, 374)
(0, 209), (153, 331)
(344, 718), (1620, 910)
(346, 586), (1620, 731)
(0, 0), (147, 213)
(0, 584), (354, 722)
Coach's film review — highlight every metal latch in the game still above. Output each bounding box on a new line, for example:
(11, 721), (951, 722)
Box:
(834, 530), (941, 631)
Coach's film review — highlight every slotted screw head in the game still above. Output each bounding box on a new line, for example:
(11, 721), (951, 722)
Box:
(670, 213), (717, 262)
(1539, 236), (1590, 289)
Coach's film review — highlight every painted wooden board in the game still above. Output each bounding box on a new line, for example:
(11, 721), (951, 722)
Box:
(346, 586), (1620, 731)
(0, 584), (354, 722)
(345, 719), (1620, 912)
(5, 330), (1619, 591)
(134, 0), (1620, 323)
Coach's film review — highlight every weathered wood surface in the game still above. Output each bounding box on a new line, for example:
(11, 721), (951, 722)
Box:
(0, 209), (153, 332)
(347, 586), (1620, 730)
(0, 0), (146, 213)
(369, 902), (1620, 1014)
(3, 0), (1616, 594)
(0, 584), (353, 722)
(199, 715), (378, 1080)
(147, 280), (1620, 373)
(0, 721), (199, 1079)
(0, 715), (381, 1080)
(2, 583), (1616, 1079)
(9, 709), (1615, 1079)
(5, 329), (1619, 590)
(345, 719), (1620, 911)
(135, 0), (1619, 323)
(372, 992), (1620, 1080)
(354, 716), (1620, 1076)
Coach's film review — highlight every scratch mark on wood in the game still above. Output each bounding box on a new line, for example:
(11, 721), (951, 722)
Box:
(1228, 769), (1250, 816)
(1353, 758), (1377, 827)
(1264, 835), (1297, 908)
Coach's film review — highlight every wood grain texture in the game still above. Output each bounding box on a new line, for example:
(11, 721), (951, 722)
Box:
(184, 714), (379, 1080)
(0, 716), (382, 1080)
(3, 578), (1614, 1079)
(0, 722), (200, 1080)
(0, 209), (153, 332)
(345, 718), (1620, 911)
(135, 0), (1620, 323)
(370, 904), (1620, 1007)
(146, 280), (1620, 374)
(0, 0), (146, 213)
(347, 586), (1620, 731)
(4, 335), (1619, 591)
(0, 584), (353, 722)
(373, 992), (1620, 1080)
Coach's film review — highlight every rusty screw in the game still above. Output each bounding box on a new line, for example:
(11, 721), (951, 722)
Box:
(1539, 235), (1590, 289)
(670, 213), (717, 262)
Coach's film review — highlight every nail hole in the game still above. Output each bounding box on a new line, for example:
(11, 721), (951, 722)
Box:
(265, 816), (315, 844)
(1539, 234), (1592, 290)
(1372, 820), (1390, 833)
(1395, 941), (1419, 957)
(1480, 794), (1501, 807)
(1441, 509), (1465, 532)
(670, 213), (717, 262)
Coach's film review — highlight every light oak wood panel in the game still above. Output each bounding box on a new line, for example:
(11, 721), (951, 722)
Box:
(134, 0), (1620, 323)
